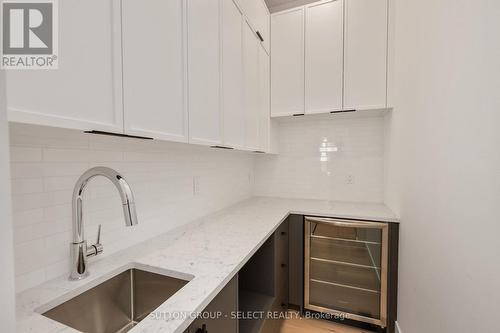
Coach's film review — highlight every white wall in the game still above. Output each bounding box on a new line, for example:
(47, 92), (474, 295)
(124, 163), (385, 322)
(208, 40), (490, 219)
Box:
(0, 73), (16, 330)
(385, 0), (500, 332)
(255, 115), (385, 202)
(9, 123), (254, 291)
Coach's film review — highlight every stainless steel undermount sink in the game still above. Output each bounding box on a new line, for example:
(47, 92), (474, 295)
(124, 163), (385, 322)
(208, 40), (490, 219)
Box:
(42, 269), (190, 333)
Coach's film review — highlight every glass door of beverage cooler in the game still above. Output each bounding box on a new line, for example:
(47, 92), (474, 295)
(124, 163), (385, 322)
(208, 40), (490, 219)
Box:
(304, 217), (388, 328)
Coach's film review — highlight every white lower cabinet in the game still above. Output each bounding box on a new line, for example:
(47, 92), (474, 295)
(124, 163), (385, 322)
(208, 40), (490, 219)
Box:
(6, 0), (123, 132)
(187, 0), (223, 146)
(122, 0), (187, 142)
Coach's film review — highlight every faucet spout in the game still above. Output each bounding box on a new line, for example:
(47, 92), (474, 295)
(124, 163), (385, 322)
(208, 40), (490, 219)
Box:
(70, 167), (138, 280)
(115, 174), (138, 228)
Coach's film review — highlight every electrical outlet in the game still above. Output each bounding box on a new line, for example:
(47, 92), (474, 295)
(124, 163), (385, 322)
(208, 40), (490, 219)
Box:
(193, 176), (200, 195)
(346, 175), (355, 185)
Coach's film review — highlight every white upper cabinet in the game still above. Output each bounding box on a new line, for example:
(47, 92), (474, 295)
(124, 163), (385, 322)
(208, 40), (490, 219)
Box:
(243, 21), (260, 151)
(258, 46), (270, 152)
(6, 0), (123, 132)
(344, 0), (388, 110)
(239, 0), (270, 53)
(270, 8), (305, 117)
(122, 0), (187, 142)
(305, 0), (343, 114)
(270, 0), (389, 117)
(222, 0), (245, 149)
(187, 0), (222, 145)
(5, 0), (272, 153)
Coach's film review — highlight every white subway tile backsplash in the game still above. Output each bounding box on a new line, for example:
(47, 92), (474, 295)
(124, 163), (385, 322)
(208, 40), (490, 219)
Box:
(10, 147), (43, 162)
(41, 162), (90, 177)
(9, 123), (254, 292)
(254, 116), (385, 203)
(43, 176), (79, 192)
(43, 203), (71, 222)
(44, 232), (72, 262)
(13, 208), (44, 227)
(89, 150), (124, 162)
(11, 178), (44, 195)
(44, 259), (70, 281)
(10, 163), (45, 179)
(12, 193), (53, 212)
(9, 117), (385, 292)
(15, 268), (46, 293)
(15, 238), (47, 275)
(43, 148), (91, 162)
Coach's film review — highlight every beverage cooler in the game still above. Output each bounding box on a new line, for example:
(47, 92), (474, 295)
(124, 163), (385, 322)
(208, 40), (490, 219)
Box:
(304, 217), (389, 328)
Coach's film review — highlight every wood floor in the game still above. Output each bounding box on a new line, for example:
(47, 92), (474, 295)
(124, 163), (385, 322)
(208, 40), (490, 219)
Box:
(277, 311), (374, 333)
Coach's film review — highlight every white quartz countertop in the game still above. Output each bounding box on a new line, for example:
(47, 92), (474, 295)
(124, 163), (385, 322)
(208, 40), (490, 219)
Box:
(16, 196), (398, 333)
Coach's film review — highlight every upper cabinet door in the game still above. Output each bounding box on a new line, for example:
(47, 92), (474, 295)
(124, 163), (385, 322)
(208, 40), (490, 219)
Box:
(255, 0), (270, 53)
(305, 0), (343, 114)
(187, 0), (222, 145)
(344, 0), (388, 110)
(258, 47), (270, 152)
(239, 0), (270, 53)
(122, 0), (187, 142)
(271, 8), (305, 117)
(243, 21), (260, 151)
(222, 0), (245, 149)
(6, 0), (123, 132)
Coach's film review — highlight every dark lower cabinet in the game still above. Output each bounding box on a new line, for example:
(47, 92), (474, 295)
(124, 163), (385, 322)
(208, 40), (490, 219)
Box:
(261, 219), (289, 333)
(238, 219), (290, 333)
(187, 276), (238, 333)
(185, 215), (398, 333)
(288, 214), (305, 310)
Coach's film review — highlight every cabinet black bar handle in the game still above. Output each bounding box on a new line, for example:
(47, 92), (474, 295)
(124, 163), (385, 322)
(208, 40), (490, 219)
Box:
(292, 113), (305, 117)
(84, 130), (153, 140)
(210, 145), (234, 150)
(330, 109), (357, 114)
(256, 31), (264, 42)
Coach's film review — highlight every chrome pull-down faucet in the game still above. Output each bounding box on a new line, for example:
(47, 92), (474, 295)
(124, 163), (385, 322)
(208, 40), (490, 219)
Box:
(70, 167), (138, 280)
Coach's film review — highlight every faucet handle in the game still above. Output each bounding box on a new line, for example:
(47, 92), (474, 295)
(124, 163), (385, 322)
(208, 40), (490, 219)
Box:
(87, 224), (103, 258)
(96, 224), (101, 245)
